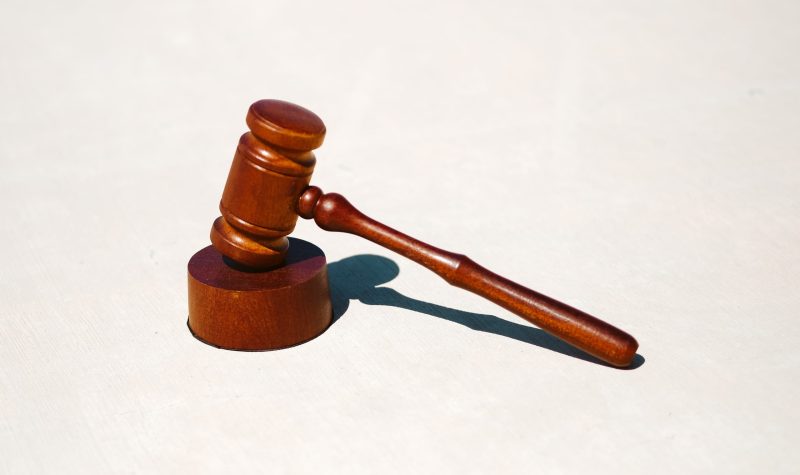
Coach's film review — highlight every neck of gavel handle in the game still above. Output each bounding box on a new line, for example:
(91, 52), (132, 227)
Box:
(300, 189), (639, 367)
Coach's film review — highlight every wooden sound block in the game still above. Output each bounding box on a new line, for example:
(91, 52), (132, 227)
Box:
(187, 238), (332, 350)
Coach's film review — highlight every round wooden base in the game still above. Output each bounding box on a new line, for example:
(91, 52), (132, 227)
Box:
(187, 238), (332, 350)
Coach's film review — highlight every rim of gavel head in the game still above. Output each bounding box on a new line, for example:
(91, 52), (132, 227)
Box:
(210, 99), (326, 269)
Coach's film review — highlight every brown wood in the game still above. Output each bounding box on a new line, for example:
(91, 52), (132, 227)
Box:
(298, 187), (639, 367)
(210, 99), (326, 269)
(191, 98), (639, 366)
(187, 238), (332, 350)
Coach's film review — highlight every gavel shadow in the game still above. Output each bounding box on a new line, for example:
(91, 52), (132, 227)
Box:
(327, 255), (645, 369)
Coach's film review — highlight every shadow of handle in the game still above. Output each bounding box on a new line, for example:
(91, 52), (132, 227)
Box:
(301, 188), (639, 368)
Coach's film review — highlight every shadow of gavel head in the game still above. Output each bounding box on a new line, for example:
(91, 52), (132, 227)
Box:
(190, 99), (639, 367)
(209, 99), (326, 270)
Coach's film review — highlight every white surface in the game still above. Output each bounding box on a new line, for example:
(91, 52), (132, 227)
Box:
(1, 0), (799, 473)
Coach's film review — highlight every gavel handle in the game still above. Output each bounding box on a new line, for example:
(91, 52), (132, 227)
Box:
(298, 187), (639, 367)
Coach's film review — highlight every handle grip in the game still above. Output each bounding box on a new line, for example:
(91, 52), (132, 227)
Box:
(298, 187), (638, 367)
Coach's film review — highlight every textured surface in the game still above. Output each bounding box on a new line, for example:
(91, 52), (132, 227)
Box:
(188, 240), (332, 350)
(1, 0), (799, 473)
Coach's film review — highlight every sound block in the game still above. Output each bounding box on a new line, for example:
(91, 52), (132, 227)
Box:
(187, 238), (332, 350)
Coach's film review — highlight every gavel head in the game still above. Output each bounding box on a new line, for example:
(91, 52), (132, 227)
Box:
(210, 99), (326, 269)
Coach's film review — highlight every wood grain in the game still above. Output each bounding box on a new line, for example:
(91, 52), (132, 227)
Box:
(210, 100), (326, 269)
(207, 98), (639, 366)
(298, 187), (639, 367)
(188, 238), (332, 350)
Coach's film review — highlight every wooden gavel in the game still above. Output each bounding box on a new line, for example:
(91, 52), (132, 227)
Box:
(194, 99), (638, 367)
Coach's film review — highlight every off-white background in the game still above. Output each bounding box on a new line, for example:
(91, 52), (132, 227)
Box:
(1, 0), (798, 473)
